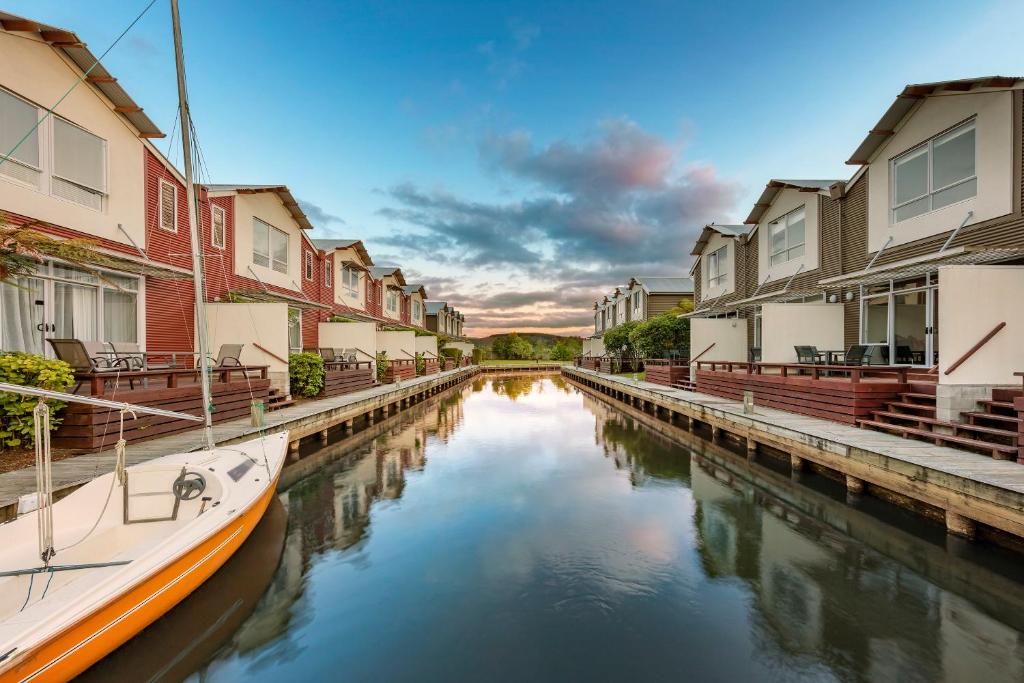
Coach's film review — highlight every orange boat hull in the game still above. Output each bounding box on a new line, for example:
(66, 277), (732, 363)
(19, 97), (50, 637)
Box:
(1, 479), (279, 683)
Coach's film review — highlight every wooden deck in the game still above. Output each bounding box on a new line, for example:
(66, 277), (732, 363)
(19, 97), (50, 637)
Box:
(321, 361), (375, 397)
(563, 366), (1024, 542)
(0, 366), (478, 521)
(382, 358), (416, 383)
(644, 359), (690, 388)
(695, 361), (913, 425)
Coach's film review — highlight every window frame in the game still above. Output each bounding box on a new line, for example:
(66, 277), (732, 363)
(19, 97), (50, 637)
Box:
(0, 87), (42, 179)
(210, 204), (226, 248)
(890, 118), (977, 224)
(51, 115), (108, 204)
(324, 259), (332, 287)
(707, 245), (728, 288)
(252, 218), (289, 274)
(768, 205), (806, 266)
(158, 179), (177, 233)
(304, 250), (314, 281)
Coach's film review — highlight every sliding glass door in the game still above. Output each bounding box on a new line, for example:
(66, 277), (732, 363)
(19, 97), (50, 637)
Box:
(0, 262), (141, 356)
(860, 274), (936, 366)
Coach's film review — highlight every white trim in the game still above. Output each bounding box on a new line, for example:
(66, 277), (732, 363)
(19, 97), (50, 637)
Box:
(158, 179), (177, 233)
(303, 250), (314, 281)
(210, 204), (226, 249)
(324, 259), (332, 288)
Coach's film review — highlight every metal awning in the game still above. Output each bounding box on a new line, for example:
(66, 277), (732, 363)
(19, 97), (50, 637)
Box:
(818, 246), (1024, 289)
(339, 259), (369, 271)
(226, 288), (330, 310)
(89, 250), (193, 280)
(685, 287), (822, 317)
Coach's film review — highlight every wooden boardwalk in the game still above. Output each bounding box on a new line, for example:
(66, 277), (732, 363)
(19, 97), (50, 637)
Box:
(0, 366), (477, 520)
(563, 366), (1024, 541)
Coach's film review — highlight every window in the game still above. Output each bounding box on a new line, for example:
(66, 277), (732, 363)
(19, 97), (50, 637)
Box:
(288, 308), (302, 353)
(633, 291), (641, 313)
(52, 118), (106, 209)
(0, 88), (41, 185)
(253, 218), (288, 273)
(707, 245), (727, 288)
(386, 290), (398, 313)
(341, 266), (359, 292)
(159, 180), (177, 232)
(413, 299), (421, 320)
(304, 251), (314, 280)
(211, 205), (226, 248)
(324, 260), (332, 287)
(891, 120), (976, 223)
(768, 206), (806, 265)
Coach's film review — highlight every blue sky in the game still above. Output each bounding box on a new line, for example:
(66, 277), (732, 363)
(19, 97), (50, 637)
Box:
(11, 0), (1024, 334)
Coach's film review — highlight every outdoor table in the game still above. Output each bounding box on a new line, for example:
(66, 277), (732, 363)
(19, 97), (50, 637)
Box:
(822, 350), (846, 364)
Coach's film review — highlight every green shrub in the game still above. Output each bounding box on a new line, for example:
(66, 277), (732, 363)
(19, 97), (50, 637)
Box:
(288, 352), (325, 398)
(415, 352), (426, 375)
(327, 315), (357, 323)
(629, 314), (690, 358)
(0, 353), (75, 449)
(472, 348), (485, 364)
(440, 347), (462, 364)
(375, 351), (389, 382)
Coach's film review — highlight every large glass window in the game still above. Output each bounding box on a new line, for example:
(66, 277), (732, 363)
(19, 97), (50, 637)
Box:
(768, 206), (806, 265)
(288, 309), (302, 353)
(892, 120), (976, 223)
(707, 246), (727, 288)
(0, 89), (40, 185)
(253, 218), (289, 273)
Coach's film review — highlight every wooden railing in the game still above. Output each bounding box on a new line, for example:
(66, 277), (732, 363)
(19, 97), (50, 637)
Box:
(690, 343), (716, 364)
(323, 360), (373, 371)
(644, 358), (690, 367)
(253, 343), (289, 365)
(944, 321), (1006, 376)
(694, 360), (910, 384)
(77, 365), (269, 397)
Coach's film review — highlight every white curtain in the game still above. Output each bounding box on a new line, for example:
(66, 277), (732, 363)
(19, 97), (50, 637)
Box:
(54, 282), (98, 341)
(0, 278), (44, 353)
(104, 289), (138, 342)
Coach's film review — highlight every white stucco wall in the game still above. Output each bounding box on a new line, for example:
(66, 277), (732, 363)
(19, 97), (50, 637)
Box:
(582, 337), (606, 357)
(0, 32), (148, 247)
(333, 248), (366, 310)
(204, 302), (289, 392)
(760, 303), (844, 363)
(690, 318), (748, 364)
(700, 232), (737, 301)
(376, 330), (416, 361)
(938, 265), (1024, 385)
(445, 340), (475, 356)
(318, 321), (377, 360)
(414, 334), (438, 357)
(867, 89), (1015, 252)
(755, 189), (820, 284)
(231, 192), (304, 292)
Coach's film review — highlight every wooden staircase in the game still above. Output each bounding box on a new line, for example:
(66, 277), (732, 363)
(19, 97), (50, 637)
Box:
(858, 383), (1022, 461)
(266, 388), (295, 411)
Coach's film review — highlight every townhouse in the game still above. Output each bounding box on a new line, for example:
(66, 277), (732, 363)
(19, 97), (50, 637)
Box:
(688, 76), (1024, 413)
(590, 277), (694, 337)
(0, 11), (468, 394)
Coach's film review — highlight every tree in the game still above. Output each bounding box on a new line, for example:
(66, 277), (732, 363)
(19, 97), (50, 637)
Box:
(506, 333), (534, 360)
(491, 335), (511, 359)
(668, 298), (695, 317)
(602, 321), (640, 358)
(551, 337), (582, 361)
(629, 314), (690, 358)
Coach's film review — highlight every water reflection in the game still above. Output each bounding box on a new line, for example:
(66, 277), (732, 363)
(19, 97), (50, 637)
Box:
(169, 377), (1024, 682)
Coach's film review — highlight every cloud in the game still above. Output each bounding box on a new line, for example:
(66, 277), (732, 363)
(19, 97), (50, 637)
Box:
(378, 117), (739, 334)
(298, 198), (346, 226)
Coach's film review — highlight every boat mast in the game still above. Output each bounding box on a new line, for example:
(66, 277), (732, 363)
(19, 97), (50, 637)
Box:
(170, 0), (215, 449)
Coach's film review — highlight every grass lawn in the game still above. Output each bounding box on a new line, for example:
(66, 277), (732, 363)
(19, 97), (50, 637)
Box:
(613, 371), (645, 381)
(480, 359), (566, 365)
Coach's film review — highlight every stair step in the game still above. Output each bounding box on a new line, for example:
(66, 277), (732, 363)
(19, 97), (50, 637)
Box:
(887, 401), (936, 414)
(857, 419), (1018, 458)
(979, 399), (1016, 409)
(900, 392), (937, 402)
(908, 382), (937, 395)
(963, 411), (1023, 426)
(872, 412), (1018, 442)
(952, 423), (1020, 440)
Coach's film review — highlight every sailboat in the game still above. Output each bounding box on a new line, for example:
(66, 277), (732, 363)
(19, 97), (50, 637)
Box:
(0, 2), (288, 680)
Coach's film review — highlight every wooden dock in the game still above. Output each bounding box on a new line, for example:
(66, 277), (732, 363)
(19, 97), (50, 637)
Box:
(477, 363), (562, 373)
(563, 366), (1024, 542)
(0, 366), (478, 521)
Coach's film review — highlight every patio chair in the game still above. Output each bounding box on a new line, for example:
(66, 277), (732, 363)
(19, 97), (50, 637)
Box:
(109, 341), (145, 371)
(213, 343), (244, 367)
(318, 348), (337, 362)
(841, 344), (869, 366)
(47, 339), (133, 392)
(794, 346), (823, 365)
(749, 347), (762, 363)
(337, 348), (359, 363)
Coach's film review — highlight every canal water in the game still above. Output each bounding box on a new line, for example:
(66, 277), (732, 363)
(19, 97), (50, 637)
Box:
(84, 375), (1024, 682)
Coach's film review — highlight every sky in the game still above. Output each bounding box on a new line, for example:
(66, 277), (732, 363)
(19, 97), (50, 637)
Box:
(10, 0), (1024, 336)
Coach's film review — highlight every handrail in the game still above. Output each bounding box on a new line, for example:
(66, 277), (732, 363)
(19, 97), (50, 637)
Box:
(253, 343), (289, 365)
(944, 321), (1006, 376)
(690, 343), (716, 364)
(352, 347), (376, 361)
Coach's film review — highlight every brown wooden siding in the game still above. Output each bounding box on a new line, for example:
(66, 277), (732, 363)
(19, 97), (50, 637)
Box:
(647, 292), (692, 317)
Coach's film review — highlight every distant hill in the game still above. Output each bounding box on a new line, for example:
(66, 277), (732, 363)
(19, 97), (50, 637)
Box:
(469, 332), (581, 349)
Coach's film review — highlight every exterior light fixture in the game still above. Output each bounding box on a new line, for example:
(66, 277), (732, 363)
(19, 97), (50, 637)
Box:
(845, 291), (855, 302)
(828, 294), (838, 303)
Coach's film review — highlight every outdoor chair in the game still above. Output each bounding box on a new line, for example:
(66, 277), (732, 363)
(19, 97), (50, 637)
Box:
(794, 346), (824, 365)
(841, 344), (869, 366)
(318, 348), (337, 362)
(47, 339), (134, 392)
(337, 348), (359, 363)
(109, 342), (145, 371)
(198, 343), (244, 369)
(749, 347), (761, 363)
